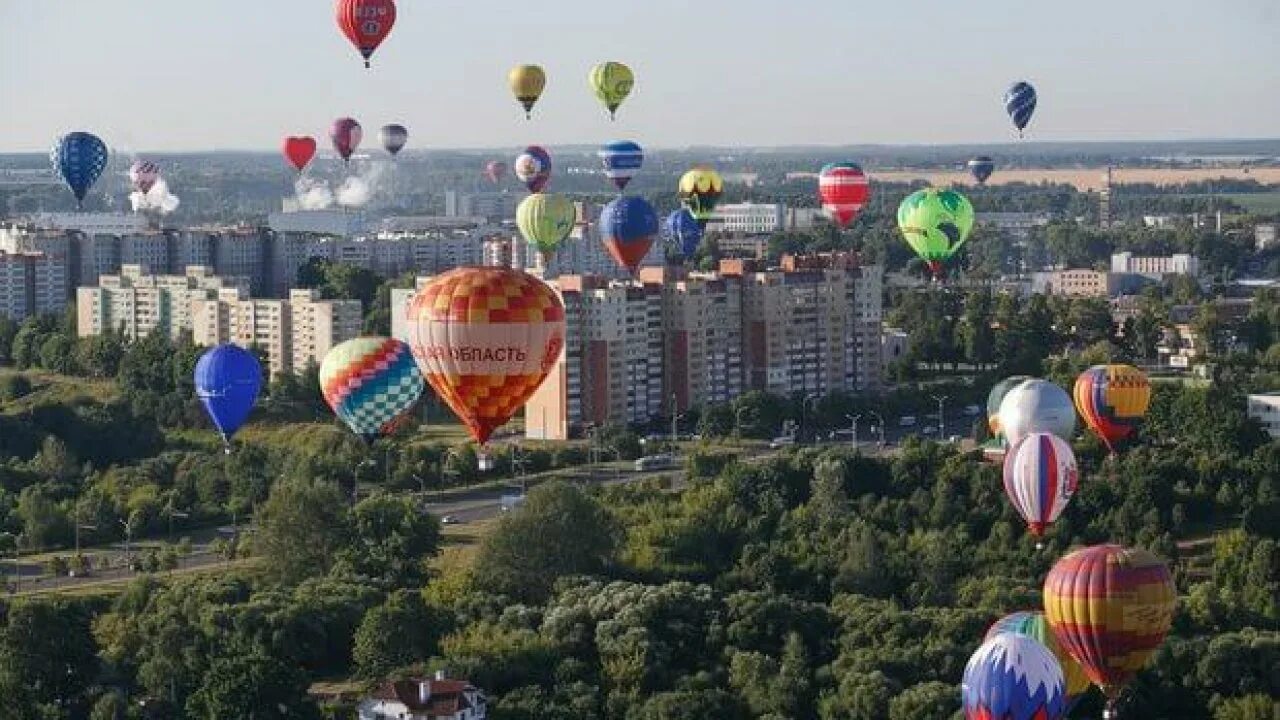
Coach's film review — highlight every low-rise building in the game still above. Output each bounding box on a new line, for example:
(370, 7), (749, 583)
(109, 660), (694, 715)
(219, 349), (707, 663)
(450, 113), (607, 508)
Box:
(358, 672), (487, 720)
(1032, 269), (1117, 298)
(1111, 252), (1200, 279)
(1247, 393), (1280, 439)
(711, 203), (786, 235)
(1255, 224), (1277, 251)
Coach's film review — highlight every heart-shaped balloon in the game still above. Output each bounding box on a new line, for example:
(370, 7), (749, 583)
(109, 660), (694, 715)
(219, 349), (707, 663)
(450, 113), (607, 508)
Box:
(282, 136), (317, 173)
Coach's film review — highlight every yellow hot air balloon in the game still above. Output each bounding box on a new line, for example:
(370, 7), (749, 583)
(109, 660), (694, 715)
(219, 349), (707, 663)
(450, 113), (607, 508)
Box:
(1074, 364), (1151, 453)
(508, 64), (547, 119)
(678, 167), (724, 230)
(588, 61), (634, 120)
(517, 192), (576, 262)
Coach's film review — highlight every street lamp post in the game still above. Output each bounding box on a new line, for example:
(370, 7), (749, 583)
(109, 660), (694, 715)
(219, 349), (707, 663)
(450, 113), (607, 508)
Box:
(802, 393), (820, 443)
(846, 414), (862, 449)
(119, 518), (133, 571)
(511, 443), (528, 495)
(867, 410), (886, 448)
(931, 394), (948, 440)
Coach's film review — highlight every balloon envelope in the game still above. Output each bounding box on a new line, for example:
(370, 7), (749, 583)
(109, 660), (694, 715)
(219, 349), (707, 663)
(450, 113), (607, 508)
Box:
(896, 188), (975, 278)
(51, 132), (109, 206)
(484, 160), (508, 185)
(998, 379), (1076, 446)
(818, 163), (871, 228)
(968, 156), (995, 184)
(1074, 364), (1150, 451)
(129, 160), (160, 195)
(987, 375), (1032, 437)
(515, 146), (552, 193)
(517, 192), (576, 260)
(962, 633), (1066, 720)
(588, 61), (634, 119)
(678, 168), (724, 229)
(336, 0), (397, 67)
(984, 611), (1092, 711)
(508, 65), (547, 117)
(664, 209), (703, 258)
(283, 136), (318, 173)
(380, 124), (408, 156)
(330, 118), (363, 163)
(1043, 545), (1175, 699)
(598, 140), (644, 191)
(1002, 432), (1079, 536)
(194, 345), (262, 443)
(600, 196), (659, 275)
(1005, 81), (1038, 134)
(406, 267), (566, 444)
(319, 337), (424, 441)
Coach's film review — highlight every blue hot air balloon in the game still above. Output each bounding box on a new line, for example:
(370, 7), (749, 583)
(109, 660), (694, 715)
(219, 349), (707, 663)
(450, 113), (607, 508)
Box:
(963, 633), (1067, 720)
(968, 156), (995, 185)
(597, 140), (644, 191)
(599, 196), (659, 275)
(664, 208), (704, 258)
(1004, 81), (1038, 137)
(195, 344), (263, 450)
(51, 132), (109, 208)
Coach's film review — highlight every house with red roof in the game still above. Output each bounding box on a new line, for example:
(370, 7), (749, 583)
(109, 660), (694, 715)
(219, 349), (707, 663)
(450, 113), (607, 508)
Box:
(357, 671), (487, 720)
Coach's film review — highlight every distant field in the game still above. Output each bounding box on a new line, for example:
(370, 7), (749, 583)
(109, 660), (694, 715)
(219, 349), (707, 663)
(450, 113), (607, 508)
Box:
(872, 167), (1280, 191)
(1219, 192), (1280, 213)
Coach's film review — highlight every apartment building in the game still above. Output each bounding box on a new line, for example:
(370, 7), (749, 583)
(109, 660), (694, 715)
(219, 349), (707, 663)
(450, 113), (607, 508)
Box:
(0, 251), (67, 321)
(1110, 252), (1200, 279)
(76, 265), (249, 340)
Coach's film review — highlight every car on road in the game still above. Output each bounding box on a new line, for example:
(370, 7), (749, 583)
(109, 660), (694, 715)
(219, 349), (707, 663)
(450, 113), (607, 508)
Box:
(635, 454), (678, 471)
(769, 436), (796, 449)
(964, 404), (981, 416)
(948, 435), (962, 444)
(440, 515), (459, 525)
(922, 425), (937, 435)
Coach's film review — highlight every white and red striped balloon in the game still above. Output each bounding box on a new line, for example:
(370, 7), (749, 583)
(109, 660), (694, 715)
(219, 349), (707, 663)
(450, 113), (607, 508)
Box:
(129, 160), (161, 195)
(1002, 432), (1079, 537)
(818, 162), (871, 228)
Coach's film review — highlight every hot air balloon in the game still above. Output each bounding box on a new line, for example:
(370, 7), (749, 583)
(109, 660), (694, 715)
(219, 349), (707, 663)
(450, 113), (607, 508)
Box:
(129, 160), (161, 195)
(1005, 81), (1038, 137)
(336, 0), (397, 68)
(514, 146), (552, 193)
(1074, 364), (1151, 453)
(598, 140), (644, 191)
(678, 167), (724, 230)
(985, 611), (1092, 712)
(51, 132), (109, 209)
(818, 163), (871, 229)
(968, 156), (995, 185)
(1003, 432), (1079, 539)
(1044, 545), (1175, 719)
(380, 124), (408, 157)
(600, 196), (659, 275)
(283, 136), (318, 173)
(962, 633), (1066, 720)
(319, 337), (424, 442)
(406, 267), (566, 445)
(195, 345), (263, 450)
(987, 375), (1032, 438)
(998, 379), (1076, 447)
(516, 192), (576, 262)
(664, 209), (704, 258)
(331, 118), (363, 166)
(896, 187), (975, 279)
(484, 160), (508, 185)
(588, 61), (634, 120)
(509, 64), (547, 119)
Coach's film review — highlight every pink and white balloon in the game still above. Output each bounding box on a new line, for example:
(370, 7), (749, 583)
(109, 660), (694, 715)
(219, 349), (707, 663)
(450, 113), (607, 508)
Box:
(128, 160), (160, 195)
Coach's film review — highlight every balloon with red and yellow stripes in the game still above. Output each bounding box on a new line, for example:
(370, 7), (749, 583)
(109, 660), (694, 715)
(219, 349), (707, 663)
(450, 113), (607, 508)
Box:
(319, 337), (424, 442)
(406, 267), (566, 445)
(1043, 545), (1175, 715)
(1073, 364), (1151, 452)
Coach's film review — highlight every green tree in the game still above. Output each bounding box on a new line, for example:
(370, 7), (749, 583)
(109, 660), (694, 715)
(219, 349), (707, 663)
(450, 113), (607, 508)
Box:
(185, 641), (321, 720)
(352, 590), (442, 679)
(1213, 695), (1280, 720)
(15, 485), (68, 550)
(337, 493), (441, 588)
(90, 691), (127, 720)
(77, 332), (127, 378)
(957, 291), (996, 368)
(887, 681), (956, 720)
(0, 315), (19, 362)
(38, 333), (78, 374)
(254, 477), (351, 585)
(0, 601), (99, 715)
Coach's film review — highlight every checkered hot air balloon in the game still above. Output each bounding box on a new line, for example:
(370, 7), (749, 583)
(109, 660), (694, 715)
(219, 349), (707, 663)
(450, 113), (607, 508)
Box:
(1073, 364), (1151, 453)
(962, 633), (1066, 720)
(406, 267), (566, 445)
(984, 612), (1092, 713)
(818, 163), (871, 228)
(1003, 432), (1079, 538)
(319, 337), (424, 442)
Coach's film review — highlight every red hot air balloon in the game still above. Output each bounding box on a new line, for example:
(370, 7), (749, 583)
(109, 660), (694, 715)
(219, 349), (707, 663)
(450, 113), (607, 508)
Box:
(818, 163), (871, 229)
(330, 118), (363, 166)
(336, 0), (397, 68)
(282, 136), (318, 173)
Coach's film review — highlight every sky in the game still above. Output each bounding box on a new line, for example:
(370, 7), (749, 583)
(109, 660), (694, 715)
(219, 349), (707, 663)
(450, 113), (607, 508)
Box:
(2, 0), (1278, 153)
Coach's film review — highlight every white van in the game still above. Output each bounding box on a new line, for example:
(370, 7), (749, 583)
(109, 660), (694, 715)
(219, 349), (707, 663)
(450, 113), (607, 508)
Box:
(899, 416), (917, 427)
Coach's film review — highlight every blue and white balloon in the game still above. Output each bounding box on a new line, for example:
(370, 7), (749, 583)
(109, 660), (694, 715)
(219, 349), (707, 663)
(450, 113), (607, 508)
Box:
(962, 633), (1066, 720)
(51, 132), (109, 207)
(663, 208), (704, 258)
(597, 140), (644, 192)
(1004, 81), (1038, 136)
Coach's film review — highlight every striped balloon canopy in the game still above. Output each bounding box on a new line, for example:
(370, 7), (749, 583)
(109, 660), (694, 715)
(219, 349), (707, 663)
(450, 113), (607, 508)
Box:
(319, 337), (424, 442)
(985, 611), (1092, 712)
(1073, 364), (1151, 453)
(1004, 81), (1038, 136)
(1002, 432), (1079, 537)
(818, 162), (871, 228)
(406, 267), (566, 445)
(598, 140), (644, 192)
(968, 156), (995, 185)
(962, 633), (1066, 720)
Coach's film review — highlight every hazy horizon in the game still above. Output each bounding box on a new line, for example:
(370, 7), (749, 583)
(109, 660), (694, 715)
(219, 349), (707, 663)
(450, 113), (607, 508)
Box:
(3, 0), (1278, 154)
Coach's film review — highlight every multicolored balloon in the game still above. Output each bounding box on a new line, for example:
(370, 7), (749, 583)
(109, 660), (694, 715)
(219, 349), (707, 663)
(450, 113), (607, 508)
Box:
(1044, 545), (1175, 715)
(319, 337), (424, 442)
(51, 132), (109, 208)
(380, 124), (408, 156)
(406, 267), (566, 445)
(283, 136), (318, 173)
(962, 633), (1066, 720)
(330, 117), (363, 165)
(664, 209), (704, 258)
(987, 375), (1032, 438)
(129, 160), (161, 195)
(896, 188), (975, 278)
(194, 344), (262, 449)
(818, 163), (871, 229)
(997, 379), (1076, 447)
(600, 196), (659, 275)
(678, 167), (724, 230)
(336, 0), (397, 68)
(514, 146), (552, 193)
(516, 192), (576, 261)
(598, 140), (644, 191)
(588, 61), (634, 120)
(508, 64), (547, 119)
(1073, 364), (1151, 453)
(1003, 432), (1079, 537)
(968, 156), (995, 185)
(1004, 81), (1038, 137)
(484, 160), (508, 185)
(984, 612), (1090, 713)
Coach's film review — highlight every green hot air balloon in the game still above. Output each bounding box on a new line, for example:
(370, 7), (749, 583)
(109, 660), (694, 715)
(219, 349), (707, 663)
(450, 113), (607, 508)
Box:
(896, 188), (975, 278)
(517, 192), (577, 262)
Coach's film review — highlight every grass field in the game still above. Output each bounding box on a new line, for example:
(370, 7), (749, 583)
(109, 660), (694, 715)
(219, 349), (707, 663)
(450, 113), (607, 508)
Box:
(1218, 192), (1280, 214)
(872, 166), (1280, 191)
(0, 367), (117, 413)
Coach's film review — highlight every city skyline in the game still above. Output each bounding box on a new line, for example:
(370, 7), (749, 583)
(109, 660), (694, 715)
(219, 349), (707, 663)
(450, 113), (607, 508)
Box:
(2, 0), (1279, 153)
